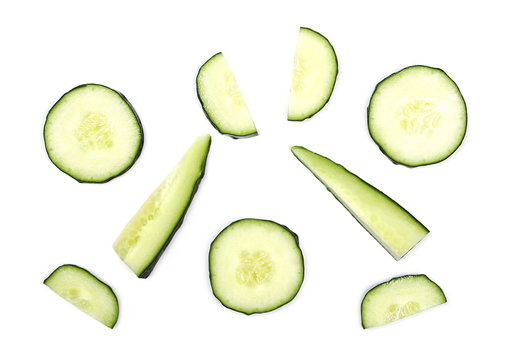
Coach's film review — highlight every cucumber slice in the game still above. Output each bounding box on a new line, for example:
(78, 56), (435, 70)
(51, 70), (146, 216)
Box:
(44, 264), (119, 328)
(368, 66), (467, 166)
(361, 274), (447, 328)
(291, 146), (428, 260)
(196, 53), (257, 138)
(113, 134), (211, 278)
(209, 219), (304, 315)
(288, 27), (338, 121)
(44, 84), (143, 183)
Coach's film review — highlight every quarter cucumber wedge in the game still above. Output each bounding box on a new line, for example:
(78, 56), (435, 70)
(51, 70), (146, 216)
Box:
(196, 53), (257, 138)
(44, 84), (143, 183)
(209, 219), (304, 315)
(291, 146), (428, 260)
(361, 274), (447, 328)
(44, 264), (119, 328)
(114, 134), (211, 278)
(288, 27), (338, 121)
(368, 65), (467, 166)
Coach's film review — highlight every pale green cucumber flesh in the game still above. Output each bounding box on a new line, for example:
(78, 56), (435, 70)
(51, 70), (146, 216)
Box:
(197, 53), (257, 138)
(209, 219), (304, 315)
(361, 274), (447, 328)
(291, 146), (428, 260)
(44, 84), (143, 183)
(368, 65), (467, 166)
(288, 27), (338, 121)
(113, 134), (211, 277)
(44, 264), (119, 328)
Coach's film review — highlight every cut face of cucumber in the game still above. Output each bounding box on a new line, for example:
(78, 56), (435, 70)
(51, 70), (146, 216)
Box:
(44, 264), (119, 328)
(288, 27), (338, 121)
(368, 66), (467, 166)
(209, 219), (304, 315)
(44, 84), (143, 183)
(113, 134), (211, 278)
(361, 275), (446, 328)
(196, 53), (257, 138)
(291, 146), (428, 260)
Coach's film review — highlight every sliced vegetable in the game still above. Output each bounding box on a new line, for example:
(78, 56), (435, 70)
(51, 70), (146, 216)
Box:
(196, 53), (257, 138)
(291, 145), (428, 260)
(114, 134), (211, 278)
(361, 274), (447, 328)
(44, 264), (119, 328)
(368, 65), (467, 166)
(44, 84), (143, 183)
(209, 219), (304, 315)
(288, 27), (338, 121)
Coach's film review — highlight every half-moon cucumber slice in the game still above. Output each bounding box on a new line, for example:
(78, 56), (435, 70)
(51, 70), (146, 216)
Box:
(196, 53), (257, 138)
(288, 27), (338, 121)
(44, 264), (119, 328)
(361, 274), (447, 328)
(209, 219), (304, 315)
(368, 65), (467, 166)
(44, 84), (143, 183)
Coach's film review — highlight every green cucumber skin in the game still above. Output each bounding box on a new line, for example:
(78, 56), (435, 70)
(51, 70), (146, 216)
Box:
(288, 27), (339, 122)
(44, 264), (119, 329)
(196, 53), (258, 139)
(367, 65), (468, 167)
(361, 274), (447, 329)
(44, 83), (144, 183)
(291, 146), (429, 260)
(137, 136), (212, 278)
(209, 218), (305, 315)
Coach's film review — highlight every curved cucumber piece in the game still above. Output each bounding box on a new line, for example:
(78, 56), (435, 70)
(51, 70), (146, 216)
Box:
(288, 27), (338, 121)
(196, 53), (257, 138)
(44, 84), (143, 183)
(291, 146), (428, 260)
(114, 134), (211, 278)
(368, 65), (467, 166)
(361, 274), (446, 328)
(44, 264), (119, 328)
(209, 219), (304, 315)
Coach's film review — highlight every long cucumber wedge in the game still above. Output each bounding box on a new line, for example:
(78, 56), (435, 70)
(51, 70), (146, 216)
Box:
(114, 134), (211, 277)
(291, 146), (428, 260)
(44, 264), (119, 328)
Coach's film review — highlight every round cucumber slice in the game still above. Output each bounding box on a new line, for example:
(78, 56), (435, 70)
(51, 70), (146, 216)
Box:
(44, 84), (143, 183)
(44, 264), (119, 328)
(361, 274), (447, 329)
(368, 66), (467, 166)
(288, 27), (338, 121)
(209, 219), (304, 315)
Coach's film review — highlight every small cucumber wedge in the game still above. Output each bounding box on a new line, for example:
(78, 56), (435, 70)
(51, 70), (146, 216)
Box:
(368, 65), (467, 166)
(288, 27), (338, 121)
(44, 84), (143, 183)
(196, 53), (257, 138)
(114, 134), (211, 277)
(361, 274), (447, 328)
(44, 264), (119, 328)
(209, 219), (304, 315)
(291, 146), (428, 260)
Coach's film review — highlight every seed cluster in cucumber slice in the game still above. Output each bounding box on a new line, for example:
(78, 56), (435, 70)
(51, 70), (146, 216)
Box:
(288, 27), (338, 121)
(196, 53), (257, 138)
(44, 264), (119, 328)
(361, 275), (446, 329)
(368, 66), (467, 166)
(44, 84), (143, 183)
(209, 219), (304, 315)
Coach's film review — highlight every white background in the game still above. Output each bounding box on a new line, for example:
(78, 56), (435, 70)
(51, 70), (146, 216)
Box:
(1, 0), (509, 358)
